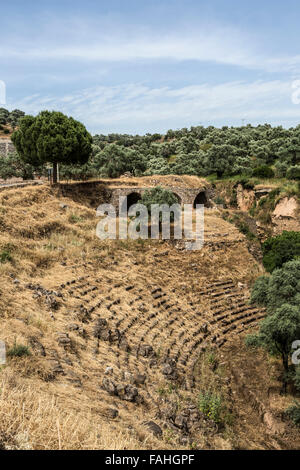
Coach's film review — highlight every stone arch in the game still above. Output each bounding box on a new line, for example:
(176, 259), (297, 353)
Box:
(172, 193), (182, 205)
(193, 191), (208, 208)
(121, 191), (142, 212)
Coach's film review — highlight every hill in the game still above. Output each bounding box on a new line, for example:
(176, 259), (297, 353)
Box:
(0, 182), (299, 450)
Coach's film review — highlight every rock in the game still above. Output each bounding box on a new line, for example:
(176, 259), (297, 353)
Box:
(105, 408), (119, 419)
(102, 378), (140, 403)
(28, 337), (46, 357)
(144, 421), (163, 438)
(134, 374), (146, 385)
(105, 366), (113, 375)
(45, 295), (60, 310)
(149, 359), (157, 368)
(93, 318), (108, 335)
(124, 371), (133, 383)
(139, 344), (154, 358)
(118, 336), (130, 352)
(162, 364), (174, 375)
(162, 358), (179, 380)
(66, 371), (82, 388)
(178, 436), (189, 446)
(123, 385), (139, 402)
(57, 333), (71, 347)
(162, 402), (178, 421)
(273, 196), (298, 219)
(59, 203), (68, 209)
(174, 414), (188, 430)
(102, 378), (117, 396)
(50, 360), (65, 375)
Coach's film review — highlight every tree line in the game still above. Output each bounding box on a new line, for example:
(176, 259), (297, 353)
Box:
(1, 109), (300, 182)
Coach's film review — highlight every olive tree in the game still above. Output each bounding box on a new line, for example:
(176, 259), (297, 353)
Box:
(247, 260), (300, 392)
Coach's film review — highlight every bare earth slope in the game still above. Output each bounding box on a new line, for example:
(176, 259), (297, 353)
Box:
(0, 184), (298, 450)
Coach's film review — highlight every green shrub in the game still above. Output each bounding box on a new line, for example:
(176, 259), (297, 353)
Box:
(252, 165), (275, 178)
(235, 177), (255, 190)
(245, 334), (262, 348)
(0, 250), (12, 263)
(285, 402), (300, 427)
(214, 196), (225, 205)
(140, 186), (179, 221)
(287, 166), (300, 181)
(68, 214), (83, 224)
(262, 231), (300, 272)
(198, 391), (223, 423)
(236, 221), (256, 240)
(7, 343), (31, 358)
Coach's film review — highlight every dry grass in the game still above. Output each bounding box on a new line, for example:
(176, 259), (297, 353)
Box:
(0, 183), (284, 450)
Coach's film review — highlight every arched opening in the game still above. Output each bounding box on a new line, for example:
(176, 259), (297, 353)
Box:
(172, 193), (182, 205)
(193, 192), (208, 208)
(121, 192), (142, 213)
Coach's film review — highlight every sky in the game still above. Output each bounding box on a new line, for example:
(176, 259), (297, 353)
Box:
(1, 0), (300, 134)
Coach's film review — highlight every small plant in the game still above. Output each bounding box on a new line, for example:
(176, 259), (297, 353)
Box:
(237, 221), (256, 240)
(198, 391), (223, 423)
(0, 249), (12, 263)
(262, 231), (300, 272)
(285, 401), (300, 427)
(214, 196), (225, 205)
(235, 177), (255, 190)
(69, 214), (83, 224)
(7, 341), (31, 358)
(252, 165), (275, 178)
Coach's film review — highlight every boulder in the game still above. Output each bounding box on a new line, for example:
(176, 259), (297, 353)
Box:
(139, 344), (154, 357)
(144, 421), (163, 438)
(105, 408), (119, 419)
(102, 378), (117, 396)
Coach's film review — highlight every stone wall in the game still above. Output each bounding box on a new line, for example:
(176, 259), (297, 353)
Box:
(59, 181), (213, 211)
(110, 186), (212, 212)
(0, 139), (15, 157)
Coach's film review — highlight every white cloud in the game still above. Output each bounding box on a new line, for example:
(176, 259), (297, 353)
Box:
(0, 18), (280, 72)
(8, 79), (300, 133)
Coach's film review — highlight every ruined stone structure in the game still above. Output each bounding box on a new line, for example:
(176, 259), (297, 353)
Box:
(110, 186), (212, 212)
(0, 139), (15, 157)
(59, 180), (213, 211)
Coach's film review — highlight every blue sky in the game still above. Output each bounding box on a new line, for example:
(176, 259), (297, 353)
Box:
(1, 0), (300, 134)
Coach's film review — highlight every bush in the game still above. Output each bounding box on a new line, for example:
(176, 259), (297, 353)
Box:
(140, 186), (179, 221)
(252, 165), (275, 178)
(285, 402), (300, 427)
(214, 196), (225, 205)
(235, 177), (255, 190)
(287, 166), (300, 181)
(198, 391), (223, 423)
(7, 343), (31, 358)
(245, 334), (262, 348)
(0, 250), (12, 263)
(262, 231), (300, 272)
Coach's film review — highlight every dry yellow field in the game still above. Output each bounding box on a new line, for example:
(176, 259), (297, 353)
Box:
(0, 183), (298, 450)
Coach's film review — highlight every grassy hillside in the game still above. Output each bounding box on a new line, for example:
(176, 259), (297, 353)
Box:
(0, 183), (299, 450)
